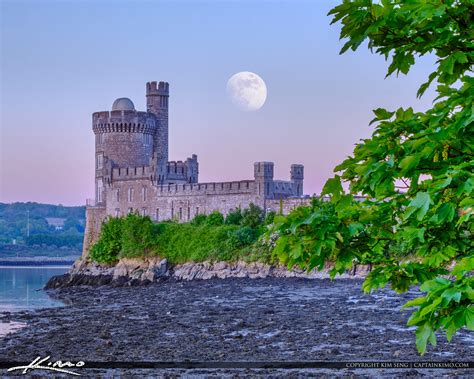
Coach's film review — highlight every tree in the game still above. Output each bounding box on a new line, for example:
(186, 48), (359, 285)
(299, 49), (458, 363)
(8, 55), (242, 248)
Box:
(272, 0), (473, 354)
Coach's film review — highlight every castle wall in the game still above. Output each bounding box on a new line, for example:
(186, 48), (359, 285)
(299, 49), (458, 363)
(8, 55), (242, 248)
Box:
(105, 179), (262, 221)
(82, 206), (107, 259)
(265, 197), (312, 215)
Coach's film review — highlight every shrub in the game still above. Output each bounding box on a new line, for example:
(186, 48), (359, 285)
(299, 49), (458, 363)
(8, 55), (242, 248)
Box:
(241, 203), (264, 228)
(89, 213), (156, 263)
(265, 210), (276, 225)
(206, 210), (224, 226)
(190, 214), (207, 226)
(227, 226), (258, 249)
(225, 208), (243, 225)
(89, 216), (122, 264)
(119, 213), (156, 258)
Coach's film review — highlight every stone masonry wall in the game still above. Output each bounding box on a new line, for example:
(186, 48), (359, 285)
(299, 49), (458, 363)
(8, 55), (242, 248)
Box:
(105, 179), (263, 221)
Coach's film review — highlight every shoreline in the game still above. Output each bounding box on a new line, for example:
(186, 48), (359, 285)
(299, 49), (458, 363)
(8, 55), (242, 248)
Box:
(1, 277), (472, 377)
(44, 257), (372, 289)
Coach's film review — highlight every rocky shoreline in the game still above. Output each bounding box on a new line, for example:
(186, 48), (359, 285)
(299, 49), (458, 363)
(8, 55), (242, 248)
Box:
(2, 277), (473, 377)
(45, 257), (371, 288)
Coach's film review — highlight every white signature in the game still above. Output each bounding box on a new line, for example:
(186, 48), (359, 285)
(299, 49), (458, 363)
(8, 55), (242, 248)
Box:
(7, 356), (85, 376)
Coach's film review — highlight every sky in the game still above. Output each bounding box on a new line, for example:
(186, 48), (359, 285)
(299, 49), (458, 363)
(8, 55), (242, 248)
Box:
(1, 0), (437, 206)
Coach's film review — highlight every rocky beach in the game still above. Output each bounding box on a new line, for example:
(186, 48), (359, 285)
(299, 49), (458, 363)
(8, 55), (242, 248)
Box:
(0, 275), (473, 377)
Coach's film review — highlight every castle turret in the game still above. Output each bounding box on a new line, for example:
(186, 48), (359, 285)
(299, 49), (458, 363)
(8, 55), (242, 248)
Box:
(92, 98), (157, 204)
(291, 164), (304, 196)
(146, 81), (169, 183)
(254, 162), (274, 199)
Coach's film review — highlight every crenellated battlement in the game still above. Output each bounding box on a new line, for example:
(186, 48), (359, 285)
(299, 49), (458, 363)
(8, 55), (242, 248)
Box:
(154, 180), (256, 197)
(146, 81), (169, 96)
(111, 165), (153, 180)
(92, 110), (157, 134)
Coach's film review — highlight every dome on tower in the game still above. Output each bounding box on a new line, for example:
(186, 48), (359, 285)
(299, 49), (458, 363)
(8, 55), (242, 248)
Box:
(112, 98), (135, 111)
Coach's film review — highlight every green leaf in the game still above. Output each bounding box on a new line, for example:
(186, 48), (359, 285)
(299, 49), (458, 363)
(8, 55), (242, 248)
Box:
(436, 203), (455, 224)
(441, 288), (462, 304)
(321, 175), (343, 200)
(399, 155), (420, 174)
(402, 296), (426, 309)
(415, 323), (434, 355)
(404, 192), (432, 221)
(465, 307), (474, 331)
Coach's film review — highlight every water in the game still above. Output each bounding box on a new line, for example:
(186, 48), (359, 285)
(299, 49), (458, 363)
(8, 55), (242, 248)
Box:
(0, 266), (69, 311)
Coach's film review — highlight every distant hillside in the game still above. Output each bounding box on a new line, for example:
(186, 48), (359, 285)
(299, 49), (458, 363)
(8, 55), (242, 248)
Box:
(0, 203), (85, 254)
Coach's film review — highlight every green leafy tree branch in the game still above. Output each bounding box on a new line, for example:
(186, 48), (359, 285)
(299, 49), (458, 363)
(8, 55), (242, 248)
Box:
(271, 0), (473, 354)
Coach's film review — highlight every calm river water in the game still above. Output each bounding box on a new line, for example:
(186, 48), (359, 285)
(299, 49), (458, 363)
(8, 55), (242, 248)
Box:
(0, 266), (69, 311)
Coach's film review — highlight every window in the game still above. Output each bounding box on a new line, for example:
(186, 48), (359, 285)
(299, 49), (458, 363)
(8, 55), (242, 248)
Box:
(96, 179), (103, 203)
(196, 207), (199, 216)
(142, 208), (147, 216)
(115, 208), (120, 217)
(156, 208), (160, 221)
(142, 187), (147, 202)
(128, 188), (133, 202)
(179, 207), (182, 220)
(96, 134), (104, 145)
(96, 154), (104, 169)
(116, 189), (120, 202)
(187, 207), (190, 220)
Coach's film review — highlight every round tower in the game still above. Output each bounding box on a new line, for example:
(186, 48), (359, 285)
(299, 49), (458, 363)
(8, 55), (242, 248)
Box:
(92, 98), (157, 204)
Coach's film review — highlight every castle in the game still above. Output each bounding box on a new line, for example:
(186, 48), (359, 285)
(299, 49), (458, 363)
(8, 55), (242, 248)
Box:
(83, 81), (310, 254)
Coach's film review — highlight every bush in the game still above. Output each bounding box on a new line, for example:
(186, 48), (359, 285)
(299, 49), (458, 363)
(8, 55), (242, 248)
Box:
(241, 203), (264, 228)
(191, 214), (207, 226)
(89, 213), (156, 263)
(225, 208), (243, 225)
(265, 210), (276, 225)
(206, 211), (224, 226)
(119, 213), (155, 258)
(89, 217), (122, 264)
(227, 226), (258, 249)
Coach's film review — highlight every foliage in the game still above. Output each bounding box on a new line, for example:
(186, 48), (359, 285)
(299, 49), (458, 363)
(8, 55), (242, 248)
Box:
(119, 213), (156, 258)
(225, 208), (243, 225)
(153, 223), (262, 264)
(206, 210), (225, 226)
(271, 0), (473, 354)
(90, 213), (156, 263)
(0, 202), (85, 247)
(227, 226), (259, 249)
(89, 216), (123, 264)
(265, 210), (276, 225)
(190, 214), (207, 226)
(241, 203), (265, 228)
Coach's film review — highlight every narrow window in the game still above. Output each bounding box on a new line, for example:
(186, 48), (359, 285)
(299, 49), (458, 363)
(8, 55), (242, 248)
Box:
(128, 188), (133, 202)
(115, 208), (120, 217)
(142, 187), (147, 201)
(116, 189), (120, 202)
(142, 208), (147, 216)
(156, 208), (159, 221)
(196, 207), (199, 215)
(187, 207), (190, 220)
(96, 154), (104, 169)
(179, 207), (182, 220)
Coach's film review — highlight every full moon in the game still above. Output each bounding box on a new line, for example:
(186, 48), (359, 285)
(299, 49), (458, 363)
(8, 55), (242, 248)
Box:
(226, 71), (267, 111)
